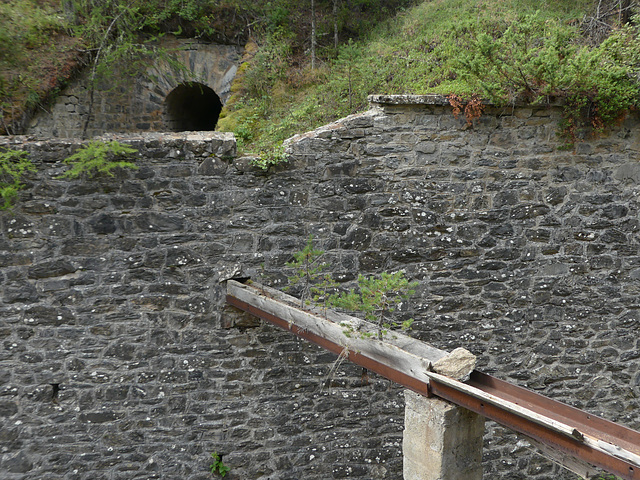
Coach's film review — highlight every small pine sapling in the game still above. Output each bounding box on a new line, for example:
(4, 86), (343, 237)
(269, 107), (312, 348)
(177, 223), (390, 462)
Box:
(311, 269), (339, 317)
(286, 235), (336, 309)
(0, 149), (36, 210)
(333, 271), (417, 339)
(59, 140), (138, 179)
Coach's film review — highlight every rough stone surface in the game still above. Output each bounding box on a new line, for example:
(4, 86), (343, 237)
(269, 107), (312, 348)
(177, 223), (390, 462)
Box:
(432, 347), (476, 381)
(403, 390), (484, 480)
(2, 98), (640, 480)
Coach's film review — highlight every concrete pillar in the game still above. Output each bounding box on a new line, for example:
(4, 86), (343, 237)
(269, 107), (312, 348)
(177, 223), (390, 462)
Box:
(403, 390), (485, 480)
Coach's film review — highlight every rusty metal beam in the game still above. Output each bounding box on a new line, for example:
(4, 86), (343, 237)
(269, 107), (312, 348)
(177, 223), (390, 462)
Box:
(468, 371), (640, 460)
(226, 284), (640, 480)
(427, 372), (640, 480)
(226, 293), (432, 397)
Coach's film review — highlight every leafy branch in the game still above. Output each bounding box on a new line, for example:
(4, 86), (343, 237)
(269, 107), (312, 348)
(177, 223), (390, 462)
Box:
(0, 149), (36, 210)
(59, 140), (138, 179)
(209, 452), (230, 477)
(333, 271), (417, 340)
(81, 4), (127, 139)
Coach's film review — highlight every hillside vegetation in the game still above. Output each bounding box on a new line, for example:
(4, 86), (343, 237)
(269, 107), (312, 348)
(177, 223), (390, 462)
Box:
(1, 0), (639, 156)
(0, 0), (414, 135)
(0, 0), (81, 134)
(223, 0), (640, 164)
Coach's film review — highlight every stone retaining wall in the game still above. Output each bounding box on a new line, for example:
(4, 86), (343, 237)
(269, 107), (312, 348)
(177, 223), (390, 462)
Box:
(2, 95), (640, 480)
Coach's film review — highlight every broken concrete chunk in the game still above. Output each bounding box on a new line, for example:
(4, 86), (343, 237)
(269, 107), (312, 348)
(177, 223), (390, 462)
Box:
(432, 347), (476, 381)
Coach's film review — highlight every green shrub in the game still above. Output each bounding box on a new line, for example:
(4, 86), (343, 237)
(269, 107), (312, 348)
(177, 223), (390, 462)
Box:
(241, 28), (293, 99)
(333, 271), (417, 340)
(0, 0), (65, 62)
(209, 451), (230, 477)
(456, 12), (640, 140)
(60, 140), (138, 179)
(251, 142), (289, 171)
(0, 149), (36, 210)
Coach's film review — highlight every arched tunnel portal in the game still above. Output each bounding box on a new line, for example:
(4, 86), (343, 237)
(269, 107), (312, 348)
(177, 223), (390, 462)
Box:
(164, 82), (222, 131)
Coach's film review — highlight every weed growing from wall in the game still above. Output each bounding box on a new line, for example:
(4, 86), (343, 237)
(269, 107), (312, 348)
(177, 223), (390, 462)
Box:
(251, 142), (289, 171)
(59, 140), (138, 179)
(285, 235), (337, 309)
(0, 149), (36, 210)
(209, 452), (230, 477)
(447, 93), (484, 127)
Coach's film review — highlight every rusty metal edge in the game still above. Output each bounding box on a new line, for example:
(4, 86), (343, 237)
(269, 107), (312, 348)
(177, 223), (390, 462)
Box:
(226, 292), (639, 480)
(429, 378), (639, 480)
(226, 294), (431, 396)
(469, 371), (640, 455)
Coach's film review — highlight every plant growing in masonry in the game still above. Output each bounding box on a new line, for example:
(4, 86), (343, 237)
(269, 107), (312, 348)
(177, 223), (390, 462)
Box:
(59, 140), (138, 179)
(0, 148), (35, 210)
(285, 235), (337, 310)
(333, 271), (417, 340)
(447, 93), (484, 127)
(251, 142), (288, 171)
(209, 452), (230, 477)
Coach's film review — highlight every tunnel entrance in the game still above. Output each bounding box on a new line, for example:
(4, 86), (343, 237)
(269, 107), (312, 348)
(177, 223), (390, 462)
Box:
(164, 82), (222, 131)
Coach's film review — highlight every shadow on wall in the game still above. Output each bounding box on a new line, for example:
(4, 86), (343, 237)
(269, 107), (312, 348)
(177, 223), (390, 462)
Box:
(164, 82), (222, 131)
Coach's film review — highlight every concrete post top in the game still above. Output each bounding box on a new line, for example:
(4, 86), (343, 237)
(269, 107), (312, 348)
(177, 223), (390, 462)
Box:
(403, 390), (485, 480)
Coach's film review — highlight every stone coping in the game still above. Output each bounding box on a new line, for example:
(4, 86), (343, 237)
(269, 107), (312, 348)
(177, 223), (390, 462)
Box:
(368, 93), (565, 108)
(0, 131), (236, 146)
(368, 94), (451, 106)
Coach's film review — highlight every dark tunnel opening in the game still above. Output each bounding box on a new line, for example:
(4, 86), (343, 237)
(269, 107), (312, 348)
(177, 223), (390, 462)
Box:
(164, 82), (222, 132)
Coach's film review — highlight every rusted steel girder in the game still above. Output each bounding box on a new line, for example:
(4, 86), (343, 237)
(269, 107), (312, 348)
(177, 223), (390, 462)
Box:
(226, 294), (432, 396)
(226, 287), (640, 480)
(427, 371), (640, 480)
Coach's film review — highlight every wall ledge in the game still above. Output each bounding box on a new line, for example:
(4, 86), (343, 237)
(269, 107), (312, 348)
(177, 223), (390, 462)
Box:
(368, 94), (451, 106)
(0, 131), (236, 146)
(368, 93), (565, 108)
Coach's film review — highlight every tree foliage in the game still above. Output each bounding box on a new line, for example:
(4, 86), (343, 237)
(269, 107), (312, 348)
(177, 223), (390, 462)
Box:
(60, 140), (138, 179)
(285, 237), (416, 338)
(285, 235), (336, 308)
(0, 149), (36, 210)
(457, 11), (640, 140)
(333, 272), (417, 339)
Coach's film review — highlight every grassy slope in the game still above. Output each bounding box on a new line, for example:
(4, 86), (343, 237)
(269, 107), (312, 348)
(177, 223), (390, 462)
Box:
(219, 0), (630, 159)
(0, 0), (416, 137)
(357, 0), (593, 96)
(1, 0), (635, 146)
(0, 0), (82, 135)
